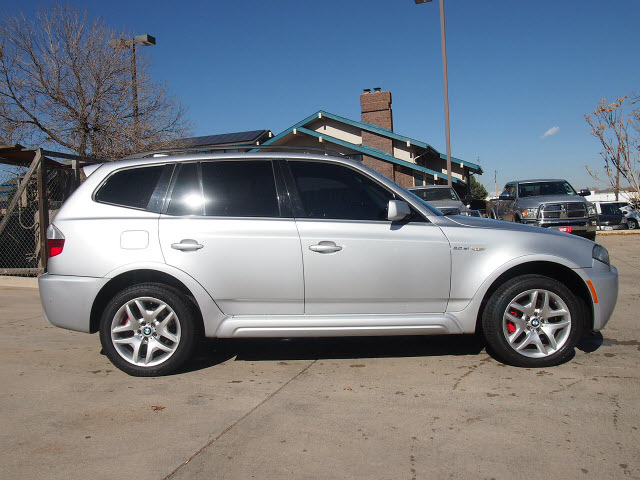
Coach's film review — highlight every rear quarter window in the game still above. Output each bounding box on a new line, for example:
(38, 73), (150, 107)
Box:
(95, 165), (165, 210)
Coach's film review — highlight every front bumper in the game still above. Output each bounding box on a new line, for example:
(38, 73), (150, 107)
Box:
(39, 274), (109, 333)
(524, 217), (598, 234)
(583, 262), (618, 331)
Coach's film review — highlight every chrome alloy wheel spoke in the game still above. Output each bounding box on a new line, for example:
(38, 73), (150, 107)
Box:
(503, 288), (571, 358)
(110, 297), (181, 368)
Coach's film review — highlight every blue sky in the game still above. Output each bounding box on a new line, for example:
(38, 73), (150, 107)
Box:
(2, 0), (638, 192)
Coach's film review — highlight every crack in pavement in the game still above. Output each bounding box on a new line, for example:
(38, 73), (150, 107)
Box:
(452, 356), (492, 391)
(0, 314), (45, 326)
(163, 359), (317, 479)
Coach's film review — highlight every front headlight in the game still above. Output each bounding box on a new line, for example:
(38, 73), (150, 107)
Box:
(521, 207), (538, 219)
(593, 244), (610, 265)
(587, 204), (597, 216)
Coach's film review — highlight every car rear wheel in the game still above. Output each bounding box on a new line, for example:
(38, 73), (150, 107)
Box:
(99, 283), (199, 376)
(628, 219), (637, 230)
(482, 275), (584, 367)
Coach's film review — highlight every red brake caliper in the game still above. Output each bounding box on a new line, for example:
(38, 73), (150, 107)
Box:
(506, 310), (518, 333)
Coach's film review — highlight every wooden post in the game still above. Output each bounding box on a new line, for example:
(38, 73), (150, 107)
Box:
(37, 151), (50, 270)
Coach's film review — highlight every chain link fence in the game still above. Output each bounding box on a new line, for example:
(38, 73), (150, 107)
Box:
(0, 148), (91, 276)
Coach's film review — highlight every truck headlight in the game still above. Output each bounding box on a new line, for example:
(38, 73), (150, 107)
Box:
(593, 244), (610, 265)
(521, 208), (538, 219)
(587, 205), (597, 216)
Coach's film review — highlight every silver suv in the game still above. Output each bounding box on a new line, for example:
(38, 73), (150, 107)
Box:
(39, 152), (618, 376)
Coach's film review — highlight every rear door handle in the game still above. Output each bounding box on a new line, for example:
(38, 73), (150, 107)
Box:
(309, 241), (342, 254)
(171, 239), (204, 251)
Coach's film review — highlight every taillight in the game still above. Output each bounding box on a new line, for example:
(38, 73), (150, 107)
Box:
(46, 224), (65, 258)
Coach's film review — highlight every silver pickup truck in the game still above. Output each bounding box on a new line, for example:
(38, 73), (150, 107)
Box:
(489, 179), (598, 240)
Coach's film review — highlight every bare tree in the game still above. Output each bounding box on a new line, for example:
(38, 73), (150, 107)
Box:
(585, 94), (640, 205)
(0, 4), (190, 159)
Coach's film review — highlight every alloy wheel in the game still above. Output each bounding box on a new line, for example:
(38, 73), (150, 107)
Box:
(502, 288), (571, 358)
(110, 296), (181, 367)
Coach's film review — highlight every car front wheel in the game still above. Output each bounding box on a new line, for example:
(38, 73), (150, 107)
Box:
(99, 283), (199, 376)
(482, 275), (584, 367)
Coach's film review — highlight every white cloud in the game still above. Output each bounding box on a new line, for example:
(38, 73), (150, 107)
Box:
(541, 126), (560, 139)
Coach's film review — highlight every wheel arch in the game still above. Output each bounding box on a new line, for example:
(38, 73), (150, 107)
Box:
(90, 269), (202, 334)
(474, 261), (594, 335)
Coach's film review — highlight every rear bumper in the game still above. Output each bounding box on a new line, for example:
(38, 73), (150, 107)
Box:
(597, 224), (628, 231)
(38, 274), (108, 333)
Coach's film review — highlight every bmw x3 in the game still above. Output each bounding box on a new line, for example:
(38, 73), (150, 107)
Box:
(38, 152), (618, 376)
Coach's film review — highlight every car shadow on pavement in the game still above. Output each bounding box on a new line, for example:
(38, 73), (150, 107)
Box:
(577, 330), (604, 353)
(179, 335), (486, 374)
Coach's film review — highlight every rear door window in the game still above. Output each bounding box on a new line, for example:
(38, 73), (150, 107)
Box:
(201, 160), (279, 217)
(166, 163), (202, 216)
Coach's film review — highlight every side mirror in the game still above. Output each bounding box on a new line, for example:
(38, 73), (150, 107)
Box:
(499, 193), (515, 201)
(579, 189), (591, 197)
(387, 200), (411, 221)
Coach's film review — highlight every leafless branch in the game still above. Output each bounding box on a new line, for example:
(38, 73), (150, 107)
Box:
(585, 94), (640, 205)
(0, 4), (191, 158)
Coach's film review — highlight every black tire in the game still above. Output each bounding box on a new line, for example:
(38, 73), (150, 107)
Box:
(99, 283), (199, 376)
(482, 275), (584, 367)
(628, 219), (637, 230)
(584, 231), (597, 241)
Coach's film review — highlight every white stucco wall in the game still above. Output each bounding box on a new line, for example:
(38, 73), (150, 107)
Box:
(307, 118), (362, 145)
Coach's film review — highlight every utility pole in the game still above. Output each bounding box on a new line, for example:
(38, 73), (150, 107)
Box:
(494, 170), (498, 197)
(414, 0), (453, 186)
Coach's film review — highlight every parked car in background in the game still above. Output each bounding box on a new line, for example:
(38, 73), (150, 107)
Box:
(596, 202), (629, 231)
(596, 202), (639, 230)
(39, 152), (618, 376)
(488, 179), (598, 240)
(409, 185), (473, 216)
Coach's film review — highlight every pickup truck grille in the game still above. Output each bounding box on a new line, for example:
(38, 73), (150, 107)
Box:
(539, 203), (587, 220)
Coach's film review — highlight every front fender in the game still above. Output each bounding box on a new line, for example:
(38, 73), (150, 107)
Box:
(447, 253), (588, 333)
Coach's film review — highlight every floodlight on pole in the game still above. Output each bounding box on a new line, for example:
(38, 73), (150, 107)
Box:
(108, 34), (156, 142)
(414, 0), (453, 187)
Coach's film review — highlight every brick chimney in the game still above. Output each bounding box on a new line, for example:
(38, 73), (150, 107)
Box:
(359, 88), (398, 181)
(360, 87), (393, 131)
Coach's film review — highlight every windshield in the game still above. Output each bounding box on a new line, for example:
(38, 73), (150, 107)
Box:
(518, 181), (578, 198)
(412, 187), (460, 202)
(396, 186), (443, 216)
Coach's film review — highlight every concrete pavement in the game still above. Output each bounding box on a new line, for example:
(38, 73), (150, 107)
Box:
(0, 235), (638, 480)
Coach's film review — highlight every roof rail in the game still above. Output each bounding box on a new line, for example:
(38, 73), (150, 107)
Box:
(122, 144), (347, 159)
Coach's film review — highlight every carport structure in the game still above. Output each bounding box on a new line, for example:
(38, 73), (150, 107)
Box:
(0, 145), (98, 275)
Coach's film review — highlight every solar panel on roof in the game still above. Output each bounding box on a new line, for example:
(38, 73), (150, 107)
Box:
(175, 130), (269, 148)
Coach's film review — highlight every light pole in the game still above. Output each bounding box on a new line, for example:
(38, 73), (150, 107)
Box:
(414, 0), (452, 187)
(108, 34), (156, 134)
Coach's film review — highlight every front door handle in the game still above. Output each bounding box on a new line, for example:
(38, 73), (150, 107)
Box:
(309, 241), (342, 254)
(171, 239), (204, 251)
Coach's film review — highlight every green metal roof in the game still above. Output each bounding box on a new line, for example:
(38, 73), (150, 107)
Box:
(261, 110), (482, 178)
(254, 126), (462, 183)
